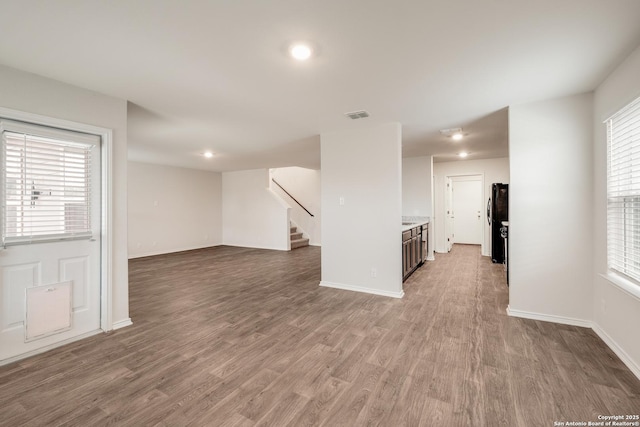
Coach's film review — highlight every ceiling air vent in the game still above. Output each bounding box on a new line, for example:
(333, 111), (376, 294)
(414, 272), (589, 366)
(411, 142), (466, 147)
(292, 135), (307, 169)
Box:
(345, 110), (370, 120)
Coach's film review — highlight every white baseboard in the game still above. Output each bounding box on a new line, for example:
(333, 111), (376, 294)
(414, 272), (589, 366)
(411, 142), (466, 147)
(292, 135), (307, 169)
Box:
(507, 306), (640, 381)
(0, 329), (102, 367)
(222, 243), (289, 251)
(319, 281), (404, 299)
(592, 323), (640, 380)
(506, 306), (592, 328)
(112, 318), (133, 331)
(128, 244), (221, 259)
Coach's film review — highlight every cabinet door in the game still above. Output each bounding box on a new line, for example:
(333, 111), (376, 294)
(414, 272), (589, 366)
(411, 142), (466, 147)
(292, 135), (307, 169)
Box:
(412, 236), (417, 265)
(423, 225), (428, 255)
(402, 240), (409, 276)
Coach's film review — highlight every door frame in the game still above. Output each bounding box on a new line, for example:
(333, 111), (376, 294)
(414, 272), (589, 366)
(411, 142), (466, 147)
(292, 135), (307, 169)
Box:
(0, 106), (115, 332)
(444, 173), (485, 254)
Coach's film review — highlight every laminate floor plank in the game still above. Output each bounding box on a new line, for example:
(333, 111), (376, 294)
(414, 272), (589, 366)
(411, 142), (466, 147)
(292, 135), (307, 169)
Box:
(285, 376), (349, 427)
(319, 362), (386, 427)
(254, 391), (309, 426)
(0, 244), (638, 426)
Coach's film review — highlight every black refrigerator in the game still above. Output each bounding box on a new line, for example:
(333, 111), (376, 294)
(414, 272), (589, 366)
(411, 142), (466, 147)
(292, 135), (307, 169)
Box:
(487, 183), (508, 264)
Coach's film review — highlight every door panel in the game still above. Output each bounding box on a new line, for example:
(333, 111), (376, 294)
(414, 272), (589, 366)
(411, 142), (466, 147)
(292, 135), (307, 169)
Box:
(60, 256), (90, 312)
(0, 231), (100, 361)
(1, 263), (39, 331)
(452, 179), (482, 245)
(0, 121), (101, 363)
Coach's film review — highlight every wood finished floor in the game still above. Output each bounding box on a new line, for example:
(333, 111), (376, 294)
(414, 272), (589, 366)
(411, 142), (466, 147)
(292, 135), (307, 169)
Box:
(1, 244), (639, 426)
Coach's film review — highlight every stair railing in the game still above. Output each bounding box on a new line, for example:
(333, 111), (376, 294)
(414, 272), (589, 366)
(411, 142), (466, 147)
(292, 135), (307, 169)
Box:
(271, 178), (314, 217)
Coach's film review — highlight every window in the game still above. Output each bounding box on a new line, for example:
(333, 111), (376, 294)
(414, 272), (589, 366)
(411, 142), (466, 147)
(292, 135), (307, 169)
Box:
(1, 120), (99, 246)
(606, 96), (640, 283)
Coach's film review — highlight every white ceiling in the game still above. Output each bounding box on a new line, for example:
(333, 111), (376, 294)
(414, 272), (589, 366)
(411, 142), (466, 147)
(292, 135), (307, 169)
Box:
(1, 1), (639, 171)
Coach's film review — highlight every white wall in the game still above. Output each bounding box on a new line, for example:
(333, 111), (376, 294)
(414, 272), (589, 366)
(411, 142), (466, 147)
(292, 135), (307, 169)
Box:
(320, 122), (403, 298)
(402, 155), (435, 261)
(128, 162), (222, 258)
(433, 157), (509, 256)
(222, 169), (290, 250)
(508, 93), (593, 325)
(593, 43), (640, 378)
(402, 156), (433, 216)
(0, 64), (130, 327)
(270, 167), (321, 246)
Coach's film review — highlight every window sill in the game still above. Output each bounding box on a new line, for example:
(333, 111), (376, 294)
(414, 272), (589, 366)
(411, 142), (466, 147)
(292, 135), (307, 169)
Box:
(600, 272), (640, 301)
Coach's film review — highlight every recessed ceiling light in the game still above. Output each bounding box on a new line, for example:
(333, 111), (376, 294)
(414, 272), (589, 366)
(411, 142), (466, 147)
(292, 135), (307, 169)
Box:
(452, 132), (463, 141)
(290, 43), (312, 61)
(459, 152), (468, 158)
(203, 151), (214, 158)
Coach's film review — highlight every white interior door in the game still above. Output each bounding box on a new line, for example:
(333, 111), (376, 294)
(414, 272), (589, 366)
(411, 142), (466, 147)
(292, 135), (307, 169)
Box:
(452, 178), (482, 245)
(0, 120), (101, 363)
(445, 177), (454, 251)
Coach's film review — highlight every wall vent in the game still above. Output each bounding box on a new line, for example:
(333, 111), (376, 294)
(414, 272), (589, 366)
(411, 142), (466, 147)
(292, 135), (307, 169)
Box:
(345, 110), (370, 120)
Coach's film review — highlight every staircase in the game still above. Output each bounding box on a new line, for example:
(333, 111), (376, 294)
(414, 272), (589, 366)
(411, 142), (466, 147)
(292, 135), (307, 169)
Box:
(290, 224), (309, 249)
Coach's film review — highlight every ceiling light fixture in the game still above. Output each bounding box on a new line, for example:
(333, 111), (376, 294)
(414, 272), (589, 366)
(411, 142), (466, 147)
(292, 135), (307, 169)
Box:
(345, 110), (370, 120)
(290, 43), (312, 61)
(203, 151), (214, 158)
(440, 127), (464, 140)
(458, 152), (468, 158)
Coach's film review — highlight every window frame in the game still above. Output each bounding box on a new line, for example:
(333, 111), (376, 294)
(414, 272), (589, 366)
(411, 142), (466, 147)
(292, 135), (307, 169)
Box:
(1, 119), (99, 247)
(605, 96), (640, 286)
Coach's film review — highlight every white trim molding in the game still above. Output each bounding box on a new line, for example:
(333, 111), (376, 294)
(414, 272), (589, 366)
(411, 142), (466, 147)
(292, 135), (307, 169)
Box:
(319, 281), (404, 299)
(507, 305), (640, 381)
(100, 126), (114, 331)
(112, 318), (133, 330)
(506, 305), (592, 328)
(128, 244), (222, 260)
(592, 322), (640, 380)
(600, 272), (640, 301)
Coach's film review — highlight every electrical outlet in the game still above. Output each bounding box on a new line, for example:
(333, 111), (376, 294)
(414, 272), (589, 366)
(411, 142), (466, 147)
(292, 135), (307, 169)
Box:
(601, 299), (607, 314)
(371, 268), (377, 278)
(339, 196), (345, 206)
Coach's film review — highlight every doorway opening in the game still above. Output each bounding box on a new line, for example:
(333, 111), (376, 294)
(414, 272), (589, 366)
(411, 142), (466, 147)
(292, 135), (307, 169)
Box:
(444, 174), (484, 254)
(0, 107), (114, 365)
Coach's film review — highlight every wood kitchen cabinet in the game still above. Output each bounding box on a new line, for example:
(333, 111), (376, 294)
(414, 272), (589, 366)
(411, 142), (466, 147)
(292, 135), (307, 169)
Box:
(402, 225), (423, 281)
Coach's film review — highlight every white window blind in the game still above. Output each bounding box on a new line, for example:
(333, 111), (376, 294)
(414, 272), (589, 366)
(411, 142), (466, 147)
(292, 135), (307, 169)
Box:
(1, 120), (98, 246)
(606, 96), (640, 283)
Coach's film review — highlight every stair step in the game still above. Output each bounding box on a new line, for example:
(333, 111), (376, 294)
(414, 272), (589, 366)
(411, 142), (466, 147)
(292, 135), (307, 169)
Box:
(291, 238), (309, 249)
(290, 226), (297, 233)
(290, 231), (303, 240)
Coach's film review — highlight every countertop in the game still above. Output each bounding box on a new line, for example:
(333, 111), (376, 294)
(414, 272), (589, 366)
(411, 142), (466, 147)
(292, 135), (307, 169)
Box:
(402, 216), (430, 232)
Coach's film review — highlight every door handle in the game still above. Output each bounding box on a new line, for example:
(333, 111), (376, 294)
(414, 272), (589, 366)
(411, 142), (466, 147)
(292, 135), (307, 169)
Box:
(487, 198), (491, 225)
